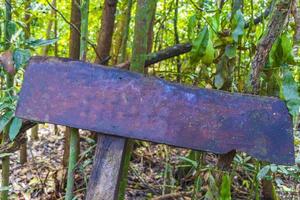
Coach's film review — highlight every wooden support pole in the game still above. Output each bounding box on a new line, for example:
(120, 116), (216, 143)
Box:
(85, 135), (126, 200)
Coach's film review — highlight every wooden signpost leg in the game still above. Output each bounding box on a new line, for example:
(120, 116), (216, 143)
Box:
(85, 135), (126, 200)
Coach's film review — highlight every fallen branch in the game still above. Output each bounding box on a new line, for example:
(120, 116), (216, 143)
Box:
(116, 43), (192, 70)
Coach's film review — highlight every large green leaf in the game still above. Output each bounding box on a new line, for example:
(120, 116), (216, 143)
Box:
(231, 9), (245, 42)
(280, 68), (300, 117)
(220, 173), (231, 200)
(270, 33), (295, 67)
(9, 117), (22, 141)
(202, 38), (215, 65)
(191, 26), (209, 64)
(13, 48), (31, 70)
(280, 33), (295, 64)
(225, 44), (236, 59)
(214, 55), (228, 89)
(6, 21), (17, 37)
(27, 38), (58, 47)
(188, 15), (197, 40)
(257, 165), (270, 180)
(0, 111), (14, 133)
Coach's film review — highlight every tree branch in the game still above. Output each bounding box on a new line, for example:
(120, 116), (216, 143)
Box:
(250, 0), (293, 93)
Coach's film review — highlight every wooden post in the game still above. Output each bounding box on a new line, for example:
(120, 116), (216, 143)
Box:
(85, 135), (126, 200)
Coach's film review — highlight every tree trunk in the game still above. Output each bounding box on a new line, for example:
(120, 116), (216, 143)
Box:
(1, 1), (12, 199)
(69, 0), (81, 60)
(119, 0), (133, 63)
(118, 1), (158, 199)
(292, 0), (300, 54)
(131, 0), (158, 73)
(63, 0), (81, 167)
(80, 0), (90, 61)
(64, 1), (81, 199)
(174, 0), (181, 83)
(249, 1), (292, 199)
(54, 0), (58, 57)
(19, 0), (31, 165)
(43, 0), (56, 56)
(250, 0), (292, 93)
(85, 1), (127, 199)
(94, 0), (118, 64)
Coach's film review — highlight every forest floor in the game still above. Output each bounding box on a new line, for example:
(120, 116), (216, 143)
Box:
(2, 124), (300, 200)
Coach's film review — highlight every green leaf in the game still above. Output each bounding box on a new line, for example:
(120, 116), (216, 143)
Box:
(7, 21), (17, 37)
(202, 38), (215, 65)
(0, 186), (10, 192)
(9, 117), (22, 141)
(281, 69), (298, 100)
(214, 55), (228, 89)
(191, 26), (209, 64)
(225, 45), (236, 59)
(286, 99), (300, 118)
(208, 173), (219, 199)
(214, 73), (224, 89)
(13, 48), (31, 70)
(188, 15), (197, 40)
(278, 166), (289, 175)
(0, 111), (14, 133)
(280, 33), (294, 64)
(270, 33), (295, 67)
(0, 153), (13, 159)
(280, 68), (300, 117)
(270, 164), (278, 173)
(231, 9), (245, 42)
(27, 38), (58, 47)
(177, 156), (198, 168)
(220, 173), (231, 200)
(257, 165), (270, 180)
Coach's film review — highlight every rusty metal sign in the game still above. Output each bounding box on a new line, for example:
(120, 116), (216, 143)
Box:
(16, 57), (295, 165)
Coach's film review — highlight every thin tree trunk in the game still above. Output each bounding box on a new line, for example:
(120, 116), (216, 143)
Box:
(249, 1), (292, 199)
(1, 1), (12, 199)
(19, 0), (31, 165)
(118, 1), (158, 199)
(43, 0), (56, 56)
(250, 0), (292, 93)
(31, 125), (39, 140)
(65, 128), (80, 200)
(54, 0), (58, 57)
(62, 126), (70, 167)
(80, 0), (89, 61)
(147, 2), (157, 54)
(174, 0), (181, 83)
(144, 0), (157, 75)
(112, 0), (129, 64)
(94, 0), (118, 64)
(131, 0), (158, 73)
(119, 0), (133, 63)
(64, 1), (81, 199)
(292, 0), (300, 54)
(69, 0), (81, 60)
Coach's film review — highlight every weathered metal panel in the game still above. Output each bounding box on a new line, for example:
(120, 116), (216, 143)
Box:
(16, 57), (295, 165)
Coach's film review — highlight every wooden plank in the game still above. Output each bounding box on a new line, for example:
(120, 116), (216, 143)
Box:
(16, 57), (294, 165)
(85, 135), (126, 200)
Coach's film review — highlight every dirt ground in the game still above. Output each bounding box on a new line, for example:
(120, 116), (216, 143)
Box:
(2, 124), (300, 200)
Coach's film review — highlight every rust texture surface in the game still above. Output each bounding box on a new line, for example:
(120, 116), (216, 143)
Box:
(16, 57), (295, 165)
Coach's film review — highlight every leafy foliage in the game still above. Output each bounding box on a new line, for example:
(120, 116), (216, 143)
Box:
(9, 117), (22, 141)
